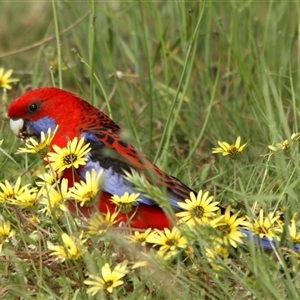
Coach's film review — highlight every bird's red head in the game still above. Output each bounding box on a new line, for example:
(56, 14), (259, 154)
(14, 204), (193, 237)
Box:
(8, 87), (73, 122)
(7, 87), (119, 147)
(8, 87), (88, 146)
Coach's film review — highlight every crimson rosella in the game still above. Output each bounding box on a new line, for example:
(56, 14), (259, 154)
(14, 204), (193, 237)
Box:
(7, 87), (196, 230)
(7, 87), (299, 251)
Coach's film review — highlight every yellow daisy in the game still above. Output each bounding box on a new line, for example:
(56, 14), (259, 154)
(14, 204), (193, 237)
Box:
(176, 190), (219, 227)
(205, 243), (230, 261)
(128, 228), (152, 246)
(146, 227), (187, 259)
(48, 59), (68, 72)
(268, 132), (300, 153)
(247, 209), (282, 240)
(36, 170), (61, 188)
(47, 232), (86, 262)
(87, 211), (119, 236)
(84, 262), (129, 295)
(46, 137), (91, 173)
(212, 206), (250, 248)
(0, 219), (15, 251)
(268, 140), (290, 152)
(205, 243), (229, 272)
(0, 68), (19, 89)
(23, 213), (40, 230)
(287, 250), (300, 269)
(13, 188), (40, 208)
(288, 219), (300, 244)
(0, 177), (37, 206)
(212, 136), (249, 157)
(68, 169), (103, 206)
(40, 178), (69, 215)
(16, 126), (58, 155)
(110, 192), (140, 213)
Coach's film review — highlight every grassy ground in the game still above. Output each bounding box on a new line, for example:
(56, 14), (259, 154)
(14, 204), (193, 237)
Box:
(1, 1), (300, 299)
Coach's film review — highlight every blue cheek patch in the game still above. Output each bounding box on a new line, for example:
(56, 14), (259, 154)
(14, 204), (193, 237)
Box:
(29, 117), (57, 141)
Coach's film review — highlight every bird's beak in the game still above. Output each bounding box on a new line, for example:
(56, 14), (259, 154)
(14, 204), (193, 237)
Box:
(9, 118), (32, 140)
(10, 118), (24, 137)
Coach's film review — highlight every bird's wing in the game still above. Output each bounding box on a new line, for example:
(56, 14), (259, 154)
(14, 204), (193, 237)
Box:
(80, 127), (194, 209)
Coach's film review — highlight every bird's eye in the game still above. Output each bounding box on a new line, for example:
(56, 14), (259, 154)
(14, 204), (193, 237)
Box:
(28, 102), (39, 113)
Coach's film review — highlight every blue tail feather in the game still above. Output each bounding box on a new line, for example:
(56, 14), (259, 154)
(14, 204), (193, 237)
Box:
(239, 229), (300, 251)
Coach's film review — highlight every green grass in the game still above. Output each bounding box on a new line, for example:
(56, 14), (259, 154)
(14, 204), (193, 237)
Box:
(1, 1), (300, 299)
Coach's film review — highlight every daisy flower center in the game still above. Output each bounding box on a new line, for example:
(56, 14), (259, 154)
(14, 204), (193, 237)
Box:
(218, 224), (231, 235)
(166, 238), (177, 248)
(137, 237), (146, 243)
(0, 235), (7, 244)
(83, 191), (95, 201)
(191, 205), (205, 218)
(104, 280), (114, 289)
(63, 153), (78, 165)
(280, 140), (290, 150)
(5, 193), (15, 200)
(118, 203), (133, 213)
(228, 146), (239, 155)
(256, 225), (269, 235)
(96, 221), (112, 232)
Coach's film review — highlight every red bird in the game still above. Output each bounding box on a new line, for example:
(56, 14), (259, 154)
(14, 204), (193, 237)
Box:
(7, 87), (195, 229)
